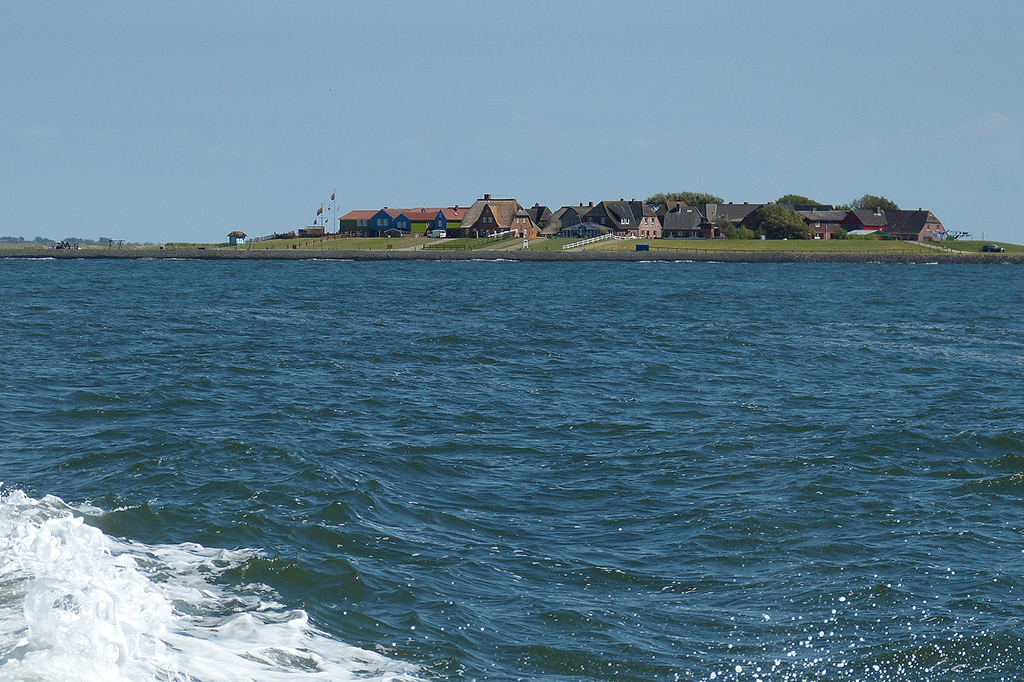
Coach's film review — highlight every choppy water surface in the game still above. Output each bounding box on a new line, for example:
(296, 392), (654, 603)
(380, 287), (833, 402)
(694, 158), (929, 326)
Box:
(2, 259), (1024, 681)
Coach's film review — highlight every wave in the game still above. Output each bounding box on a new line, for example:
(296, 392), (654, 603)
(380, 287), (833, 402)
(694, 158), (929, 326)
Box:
(0, 489), (420, 682)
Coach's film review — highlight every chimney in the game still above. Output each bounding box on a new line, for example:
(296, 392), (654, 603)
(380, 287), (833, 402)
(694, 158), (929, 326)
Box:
(874, 207), (881, 215)
(589, 201), (594, 207)
(483, 193), (492, 201)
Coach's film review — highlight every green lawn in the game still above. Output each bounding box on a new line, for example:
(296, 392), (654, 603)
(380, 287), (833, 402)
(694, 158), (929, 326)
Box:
(588, 238), (940, 253)
(939, 240), (1024, 254)
(523, 238), (579, 251)
(228, 237), (437, 251)
(423, 237), (515, 250)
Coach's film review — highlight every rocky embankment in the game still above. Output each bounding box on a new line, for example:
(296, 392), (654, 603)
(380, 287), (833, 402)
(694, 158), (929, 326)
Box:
(3, 247), (1022, 264)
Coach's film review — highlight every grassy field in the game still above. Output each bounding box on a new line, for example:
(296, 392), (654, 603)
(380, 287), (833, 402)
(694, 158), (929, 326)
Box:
(940, 240), (1024, 254)
(523, 238), (578, 251)
(582, 238), (936, 253)
(232, 237), (436, 251)
(423, 237), (511, 250)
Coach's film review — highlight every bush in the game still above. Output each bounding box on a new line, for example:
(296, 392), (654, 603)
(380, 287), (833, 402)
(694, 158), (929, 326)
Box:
(748, 205), (812, 240)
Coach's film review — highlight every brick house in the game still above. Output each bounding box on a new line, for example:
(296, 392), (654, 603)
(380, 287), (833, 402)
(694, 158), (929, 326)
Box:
(882, 210), (948, 242)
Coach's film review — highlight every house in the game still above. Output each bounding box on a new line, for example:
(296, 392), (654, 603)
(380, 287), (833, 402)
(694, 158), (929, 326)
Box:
(526, 203), (553, 232)
(339, 210), (377, 236)
(783, 205), (847, 240)
(881, 210), (947, 242)
(366, 209), (412, 236)
(298, 226), (325, 238)
(340, 206), (466, 237)
(660, 205), (713, 239)
(457, 194), (537, 238)
(841, 208), (888, 232)
(227, 231), (246, 246)
(439, 206), (466, 234)
(705, 203), (763, 227)
(545, 203), (595, 237)
(584, 200), (659, 238)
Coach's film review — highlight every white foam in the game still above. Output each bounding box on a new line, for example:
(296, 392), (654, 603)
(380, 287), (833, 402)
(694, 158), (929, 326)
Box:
(0, 489), (421, 682)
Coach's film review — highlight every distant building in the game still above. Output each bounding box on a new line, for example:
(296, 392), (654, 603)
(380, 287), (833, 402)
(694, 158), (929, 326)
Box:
(525, 203), (553, 232)
(660, 205), (713, 239)
(546, 203), (595, 238)
(782, 205), (847, 240)
(584, 200), (659, 238)
(340, 207), (465, 237)
(457, 194), (537, 238)
(338, 210), (377, 236)
(882, 210), (947, 242)
(841, 208), (888, 232)
(227, 231), (247, 246)
(704, 203), (763, 227)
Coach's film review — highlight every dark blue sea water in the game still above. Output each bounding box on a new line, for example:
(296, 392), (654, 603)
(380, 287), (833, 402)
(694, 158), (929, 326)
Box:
(2, 258), (1024, 682)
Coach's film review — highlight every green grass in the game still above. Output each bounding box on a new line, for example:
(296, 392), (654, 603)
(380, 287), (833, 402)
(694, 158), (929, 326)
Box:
(423, 237), (514, 250)
(588, 238), (940, 253)
(939, 240), (1024, 254)
(523, 238), (579, 251)
(231, 236), (436, 251)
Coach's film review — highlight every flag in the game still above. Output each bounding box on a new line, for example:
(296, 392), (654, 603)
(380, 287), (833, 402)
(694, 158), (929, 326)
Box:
(331, 192), (336, 201)
(316, 206), (323, 216)
(327, 205), (331, 210)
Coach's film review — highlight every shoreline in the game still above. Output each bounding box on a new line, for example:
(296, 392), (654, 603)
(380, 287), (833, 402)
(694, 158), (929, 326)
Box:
(2, 247), (1023, 264)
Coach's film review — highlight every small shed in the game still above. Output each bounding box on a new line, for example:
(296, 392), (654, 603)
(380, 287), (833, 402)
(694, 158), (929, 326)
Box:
(228, 231), (247, 246)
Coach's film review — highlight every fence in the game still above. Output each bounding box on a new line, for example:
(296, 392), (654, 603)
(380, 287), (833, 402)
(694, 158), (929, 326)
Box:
(562, 233), (618, 250)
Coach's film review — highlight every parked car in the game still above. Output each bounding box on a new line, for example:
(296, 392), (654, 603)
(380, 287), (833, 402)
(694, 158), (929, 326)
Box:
(982, 243), (1005, 252)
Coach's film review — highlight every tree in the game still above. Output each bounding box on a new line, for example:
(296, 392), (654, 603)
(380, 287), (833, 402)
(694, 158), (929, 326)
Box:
(777, 194), (819, 206)
(646, 191), (724, 210)
(714, 215), (736, 238)
(850, 194), (899, 211)
(748, 205), (811, 240)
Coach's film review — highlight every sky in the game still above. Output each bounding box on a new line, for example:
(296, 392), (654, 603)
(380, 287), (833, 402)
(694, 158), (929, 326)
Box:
(1, 1), (1022, 244)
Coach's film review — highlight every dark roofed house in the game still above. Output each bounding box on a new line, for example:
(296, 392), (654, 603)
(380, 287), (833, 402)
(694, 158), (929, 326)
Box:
(547, 203), (596, 237)
(705, 203), (763, 226)
(227, 231), (247, 246)
(785, 206), (847, 240)
(585, 200), (659, 238)
(526, 203), (552, 231)
(841, 208), (888, 232)
(661, 205), (713, 239)
(882, 210), (947, 242)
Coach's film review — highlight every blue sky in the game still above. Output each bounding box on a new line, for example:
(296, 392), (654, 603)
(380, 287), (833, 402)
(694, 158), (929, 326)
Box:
(2, 1), (1021, 243)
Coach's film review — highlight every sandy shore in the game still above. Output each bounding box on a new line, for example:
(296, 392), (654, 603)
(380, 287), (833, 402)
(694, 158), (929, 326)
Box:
(3, 247), (1022, 264)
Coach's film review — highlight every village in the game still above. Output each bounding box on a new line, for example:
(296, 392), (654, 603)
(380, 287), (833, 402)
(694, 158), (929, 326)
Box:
(230, 193), (951, 246)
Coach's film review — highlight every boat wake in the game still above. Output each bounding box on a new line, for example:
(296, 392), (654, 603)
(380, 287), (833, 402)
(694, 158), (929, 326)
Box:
(0, 489), (420, 682)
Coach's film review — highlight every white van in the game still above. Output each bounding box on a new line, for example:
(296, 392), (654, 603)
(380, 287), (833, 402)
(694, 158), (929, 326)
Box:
(427, 229), (447, 238)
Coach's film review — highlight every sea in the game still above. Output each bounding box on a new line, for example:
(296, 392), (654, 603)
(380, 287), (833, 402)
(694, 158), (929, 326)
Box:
(1, 258), (1023, 682)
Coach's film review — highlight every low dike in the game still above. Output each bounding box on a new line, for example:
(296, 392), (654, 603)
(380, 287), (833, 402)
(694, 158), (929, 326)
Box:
(3, 247), (1022, 264)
